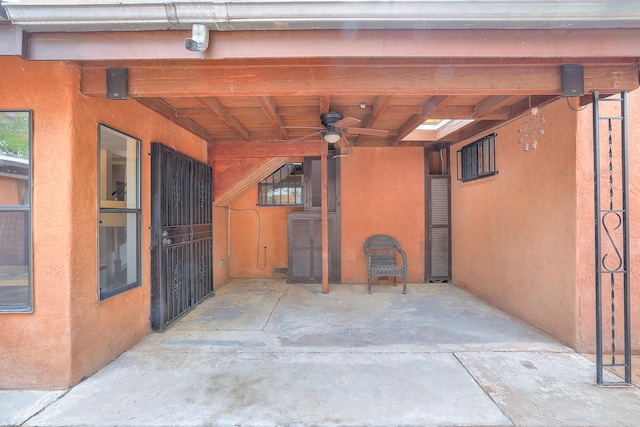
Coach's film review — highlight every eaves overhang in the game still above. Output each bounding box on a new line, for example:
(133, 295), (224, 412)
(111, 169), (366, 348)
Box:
(1, 0), (640, 33)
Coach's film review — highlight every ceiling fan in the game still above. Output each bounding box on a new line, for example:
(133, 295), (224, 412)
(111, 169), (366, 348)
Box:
(288, 111), (388, 156)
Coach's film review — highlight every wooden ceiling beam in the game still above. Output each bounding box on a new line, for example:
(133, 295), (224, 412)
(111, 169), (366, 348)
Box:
(175, 107), (208, 117)
(320, 96), (331, 114)
(81, 64), (639, 98)
(136, 97), (211, 141)
(198, 97), (251, 141)
(256, 96), (288, 139)
(213, 141), (323, 158)
(32, 29), (640, 61)
(391, 95), (455, 146)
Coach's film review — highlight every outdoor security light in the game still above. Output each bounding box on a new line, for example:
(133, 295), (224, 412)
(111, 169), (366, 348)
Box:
(185, 24), (209, 52)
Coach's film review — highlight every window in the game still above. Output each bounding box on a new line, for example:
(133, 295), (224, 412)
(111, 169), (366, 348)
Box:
(258, 162), (303, 206)
(98, 125), (141, 300)
(456, 133), (497, 182)
(0, 111), (32, 312)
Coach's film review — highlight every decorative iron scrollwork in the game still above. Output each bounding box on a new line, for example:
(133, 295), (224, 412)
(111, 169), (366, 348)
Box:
(173, 176), (182, 206)
(172, 263), (182, 296)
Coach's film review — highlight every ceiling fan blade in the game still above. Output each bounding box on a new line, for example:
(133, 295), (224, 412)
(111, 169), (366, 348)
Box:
(289, 131), (322, 143)
(342, 127), (389, 137)
(333, 116), (360, 128)
(282, 126), (324, 130)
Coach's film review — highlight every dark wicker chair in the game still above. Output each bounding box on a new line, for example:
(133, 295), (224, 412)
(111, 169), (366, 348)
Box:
(363, 234), (408, 294)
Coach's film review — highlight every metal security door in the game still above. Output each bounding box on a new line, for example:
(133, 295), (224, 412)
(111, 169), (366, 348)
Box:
(151, 143), (213, 331)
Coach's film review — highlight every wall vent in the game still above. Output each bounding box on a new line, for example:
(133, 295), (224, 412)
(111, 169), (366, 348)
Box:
(273, 267), (288, 275)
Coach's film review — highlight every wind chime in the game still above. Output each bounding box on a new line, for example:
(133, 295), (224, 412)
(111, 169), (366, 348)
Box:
(517, 97), (546, 151)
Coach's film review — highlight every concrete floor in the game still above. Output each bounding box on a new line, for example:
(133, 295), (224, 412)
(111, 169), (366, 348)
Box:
(2, 279), (640, 427)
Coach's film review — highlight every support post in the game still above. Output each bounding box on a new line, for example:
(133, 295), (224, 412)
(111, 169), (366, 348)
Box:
(592, 91), (632, 385)
(321, 142), (329, 294)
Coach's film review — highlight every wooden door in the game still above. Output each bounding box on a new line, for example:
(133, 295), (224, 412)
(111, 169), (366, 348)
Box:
(287, 212), (339, 283)
(426, 175), (451, 282)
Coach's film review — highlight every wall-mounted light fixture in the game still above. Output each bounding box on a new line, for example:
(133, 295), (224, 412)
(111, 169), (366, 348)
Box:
(185, 24), (209, 52)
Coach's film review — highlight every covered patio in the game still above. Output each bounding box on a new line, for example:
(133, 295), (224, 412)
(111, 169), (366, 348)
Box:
(1, 0), (639, 392)
(3, 279), (640, 427)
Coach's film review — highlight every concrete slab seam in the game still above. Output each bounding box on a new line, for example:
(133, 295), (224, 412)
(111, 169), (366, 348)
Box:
(261, 283), (288, 331)
(17, 389), (72, 427)
(452, 352), (516, 427)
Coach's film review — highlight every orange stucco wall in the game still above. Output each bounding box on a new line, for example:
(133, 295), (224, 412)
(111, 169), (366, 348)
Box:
(0, 58), (75, 388)
(0, 57), (212, 388)
(227, 147), (425, 284)
(451, 100), (579, 347)
(213, 206), (231, 286)
(229, 185), (301, 278)
(340, 147), (425, 283)
(575, 91), (640, 353)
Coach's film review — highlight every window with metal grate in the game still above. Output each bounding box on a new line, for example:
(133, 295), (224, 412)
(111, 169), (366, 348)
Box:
(258, 162), (304, 206)
(456, 133), (497, 182)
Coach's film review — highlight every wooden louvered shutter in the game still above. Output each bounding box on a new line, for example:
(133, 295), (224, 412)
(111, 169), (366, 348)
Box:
(426, 176), (451, 282)
(289, 217), (313, 279)
(287, 212), (339, 283)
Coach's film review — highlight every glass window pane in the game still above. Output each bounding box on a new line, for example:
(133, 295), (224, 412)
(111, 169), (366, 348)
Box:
(99, 212), (139, 299)
(0, 111), (30, 207)
(0, 211), (30, 307)
(99, 126), (139, 209)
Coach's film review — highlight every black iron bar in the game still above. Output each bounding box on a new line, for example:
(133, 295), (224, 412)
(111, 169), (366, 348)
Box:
(620, 92), (632, 384)
(593, 91), (603, 384)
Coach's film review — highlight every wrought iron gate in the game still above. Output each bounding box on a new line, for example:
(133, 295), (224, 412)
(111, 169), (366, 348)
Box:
(592, 91), (632, 385)
(151, 143), (213, 331)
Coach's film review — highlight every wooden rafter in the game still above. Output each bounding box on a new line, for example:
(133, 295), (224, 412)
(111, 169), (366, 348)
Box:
(472, 95), (522, 119)
(391, 95), (455, 146)
(442, 95), (560, 143)
(257, 96), (288, 139)
(368, 96), (394, 128)
(198, 97), (250, 141)
(136, 97), (211, 141)
(320, 96), (331, 114)
(354, 95), (393, 145)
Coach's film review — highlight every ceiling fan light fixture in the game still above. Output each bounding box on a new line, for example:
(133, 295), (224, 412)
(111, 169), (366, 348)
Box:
(323, 130), (341, 143)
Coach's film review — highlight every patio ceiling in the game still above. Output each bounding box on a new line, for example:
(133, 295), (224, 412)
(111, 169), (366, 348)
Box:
(2, 1), (640, 153)
(64, 29), (639, 152)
